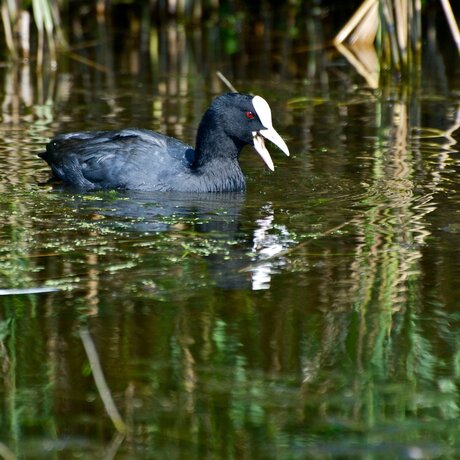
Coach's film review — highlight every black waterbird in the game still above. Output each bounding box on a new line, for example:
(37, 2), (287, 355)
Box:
(39, 93), (289, 192)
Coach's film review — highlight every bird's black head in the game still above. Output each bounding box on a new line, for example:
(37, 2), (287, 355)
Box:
(195, 93), (289, 170)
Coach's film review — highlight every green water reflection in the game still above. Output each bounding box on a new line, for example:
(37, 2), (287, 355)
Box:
(0, 10), (460, 459)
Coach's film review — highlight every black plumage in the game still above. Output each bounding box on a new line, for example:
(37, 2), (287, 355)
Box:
(39, 93), (289, 192)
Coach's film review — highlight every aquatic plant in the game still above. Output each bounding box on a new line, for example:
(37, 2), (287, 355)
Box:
(1, 0), (64, 65)
(334, 0), (460, 85)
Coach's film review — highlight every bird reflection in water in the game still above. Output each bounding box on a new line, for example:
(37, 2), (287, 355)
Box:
(250, 204), (293, 291)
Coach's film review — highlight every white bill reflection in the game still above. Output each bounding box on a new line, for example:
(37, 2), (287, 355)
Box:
(250, 204), (294, 291)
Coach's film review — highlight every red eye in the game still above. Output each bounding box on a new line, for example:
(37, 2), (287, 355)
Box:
(245, 111), (255, 119)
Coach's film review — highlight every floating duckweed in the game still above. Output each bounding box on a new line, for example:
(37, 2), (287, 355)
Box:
(106, 261), (138, 273)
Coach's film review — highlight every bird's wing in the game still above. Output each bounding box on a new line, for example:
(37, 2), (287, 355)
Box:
(44, 129), (193, 190)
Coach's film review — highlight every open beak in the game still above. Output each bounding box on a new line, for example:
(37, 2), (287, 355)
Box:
(253, 128), (290, 171)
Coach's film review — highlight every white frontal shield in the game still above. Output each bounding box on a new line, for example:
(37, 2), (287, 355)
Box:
(251, 95), (290, 170)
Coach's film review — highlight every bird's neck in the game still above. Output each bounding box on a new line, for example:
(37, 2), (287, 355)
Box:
(191, 112), (246, 192)
(193, 111), (243, 165)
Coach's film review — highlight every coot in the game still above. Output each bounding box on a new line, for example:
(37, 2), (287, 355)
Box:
(39, 92), (289, 192)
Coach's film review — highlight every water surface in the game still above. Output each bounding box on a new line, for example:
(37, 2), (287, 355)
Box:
(1, 13), (460, 459)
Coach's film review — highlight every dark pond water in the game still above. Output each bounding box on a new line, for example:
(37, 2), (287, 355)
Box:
(1, 10), (460, 460)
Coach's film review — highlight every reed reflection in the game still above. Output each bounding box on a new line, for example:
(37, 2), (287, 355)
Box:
(299, 89), (459, 447)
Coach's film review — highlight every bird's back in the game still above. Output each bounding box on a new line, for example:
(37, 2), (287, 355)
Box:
(40, 128), (195, 191)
